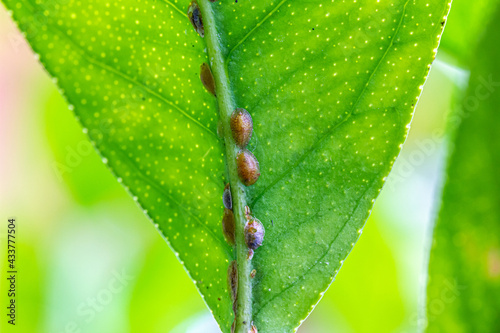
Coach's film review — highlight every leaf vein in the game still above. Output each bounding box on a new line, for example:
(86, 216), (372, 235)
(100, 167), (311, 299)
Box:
(158, 0), (188, 18)
(253, 179), (376, 317)
(225, 0), (289, 62)
(111, 147), (233, 257)
(250, 0), (410, 206)
(31, 16), (217, 138)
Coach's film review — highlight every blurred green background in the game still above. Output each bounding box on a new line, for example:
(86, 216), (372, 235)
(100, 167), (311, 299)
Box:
(0, 2), (485, 332)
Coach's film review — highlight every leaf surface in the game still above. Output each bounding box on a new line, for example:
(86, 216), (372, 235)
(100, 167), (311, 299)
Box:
(2, 0), (451, 331)
(426, 4), (500, 332)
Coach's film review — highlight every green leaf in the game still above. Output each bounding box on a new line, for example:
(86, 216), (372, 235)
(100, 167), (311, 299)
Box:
(44, 89), (123, 205)
(426, 4), (500, 332)
(2, 0), (451, 331)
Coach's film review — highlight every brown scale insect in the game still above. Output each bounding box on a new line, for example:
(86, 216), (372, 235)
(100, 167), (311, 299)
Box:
(222, 208), (235, 245)
(230, 108), (253, 147)
(227, 260), (238, 312)
(236, 149), (260, 186)
(187, 1), (204, 37)
(200, 63), (216, 97)
(223, 183), (232, 210)
(250, 269), (257, 278)
(245, 218), (265, 250)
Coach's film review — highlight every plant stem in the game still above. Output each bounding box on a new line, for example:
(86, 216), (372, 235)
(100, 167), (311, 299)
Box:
(198, 1), (252, 332)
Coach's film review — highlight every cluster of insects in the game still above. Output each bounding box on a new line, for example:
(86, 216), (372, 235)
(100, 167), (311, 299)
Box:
(232, 109), (261, 186)
(188, 2), (264, 332)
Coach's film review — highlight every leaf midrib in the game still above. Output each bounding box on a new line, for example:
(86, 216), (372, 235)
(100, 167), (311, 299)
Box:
(199, 1), (255, 331)
(22, 0), (231, 256)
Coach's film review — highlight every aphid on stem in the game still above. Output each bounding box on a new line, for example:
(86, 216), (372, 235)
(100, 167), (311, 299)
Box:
(227, 260), (238, 312)
(245, 218), (265, 250)
(187, 1), (204, 37)
(200, 63), (216, 97)
(223, 183), (232, 210)
(230, 108), (253, 147)
(222, 208), (235, 245)
(236, 149), (261, 186)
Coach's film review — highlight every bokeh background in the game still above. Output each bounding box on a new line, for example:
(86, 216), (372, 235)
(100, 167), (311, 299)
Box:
(0, 2), (477, 333)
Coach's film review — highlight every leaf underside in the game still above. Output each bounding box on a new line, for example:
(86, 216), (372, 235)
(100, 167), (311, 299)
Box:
(2, 0), (451, 331)
(427, 4), (500, 332)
